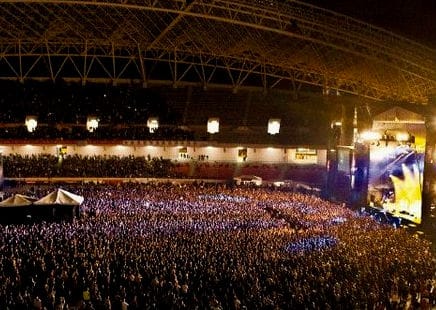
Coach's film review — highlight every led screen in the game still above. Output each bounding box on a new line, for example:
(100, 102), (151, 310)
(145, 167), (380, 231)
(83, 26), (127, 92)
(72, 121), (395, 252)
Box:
(368, 143), (424, 224)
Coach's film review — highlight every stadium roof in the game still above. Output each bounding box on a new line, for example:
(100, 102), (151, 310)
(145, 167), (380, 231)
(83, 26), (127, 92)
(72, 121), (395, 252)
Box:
(0, 0), (435, 104)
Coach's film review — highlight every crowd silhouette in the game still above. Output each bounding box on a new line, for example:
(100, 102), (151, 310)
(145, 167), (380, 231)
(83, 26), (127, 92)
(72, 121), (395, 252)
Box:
(2, 154), (174, 178)
(0, 183), (435, 309)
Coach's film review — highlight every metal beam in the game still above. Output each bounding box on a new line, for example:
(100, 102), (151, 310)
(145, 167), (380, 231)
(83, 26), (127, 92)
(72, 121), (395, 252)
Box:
(147, 0), (196, 50)
(0, 0), (433, 103)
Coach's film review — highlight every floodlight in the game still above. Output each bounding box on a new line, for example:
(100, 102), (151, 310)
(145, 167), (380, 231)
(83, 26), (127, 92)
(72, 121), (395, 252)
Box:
(267, 118), (281, 135)
(207, 118), (219, 134)
(25, 116), (37, 133)
(147, 117), (159, 133)
(86, 116), (99, 132)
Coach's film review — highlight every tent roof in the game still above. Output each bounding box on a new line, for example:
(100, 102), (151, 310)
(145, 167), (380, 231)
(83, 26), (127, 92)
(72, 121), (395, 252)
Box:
(34, 188), (84, 206)
(0, 194), (36, 207)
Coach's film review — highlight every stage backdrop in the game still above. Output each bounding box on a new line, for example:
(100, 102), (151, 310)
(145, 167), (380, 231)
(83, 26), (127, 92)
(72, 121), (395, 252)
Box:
(367, 107), (426, 224)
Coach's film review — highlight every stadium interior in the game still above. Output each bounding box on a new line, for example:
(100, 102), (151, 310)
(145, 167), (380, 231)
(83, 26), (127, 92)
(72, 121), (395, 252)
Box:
(1, 0), (436, 309)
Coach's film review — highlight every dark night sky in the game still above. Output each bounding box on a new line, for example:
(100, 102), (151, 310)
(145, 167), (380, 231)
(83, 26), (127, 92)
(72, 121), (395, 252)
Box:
(305, 0), (436, 48)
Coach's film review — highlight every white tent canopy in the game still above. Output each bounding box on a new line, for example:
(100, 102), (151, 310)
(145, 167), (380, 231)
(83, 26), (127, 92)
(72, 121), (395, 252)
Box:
(0, 194), (36, 207)
(34, 188), (84, 206)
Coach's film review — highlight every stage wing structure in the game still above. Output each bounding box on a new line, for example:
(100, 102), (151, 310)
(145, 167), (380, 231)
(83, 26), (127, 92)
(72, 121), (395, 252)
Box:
(0, 0), (434, 103)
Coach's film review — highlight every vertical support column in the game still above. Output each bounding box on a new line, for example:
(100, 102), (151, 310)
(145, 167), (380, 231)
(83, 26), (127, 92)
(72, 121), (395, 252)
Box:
(323, 94), (338, 201)
(338, 100), (355, 146)
(350, 142), (370, 210)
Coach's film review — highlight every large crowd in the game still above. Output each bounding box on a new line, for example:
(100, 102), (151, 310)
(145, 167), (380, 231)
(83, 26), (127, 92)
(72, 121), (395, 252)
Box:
(1, 154), (326, 185)
(0, 183), (435, 309)
(3, 154), (175, 178)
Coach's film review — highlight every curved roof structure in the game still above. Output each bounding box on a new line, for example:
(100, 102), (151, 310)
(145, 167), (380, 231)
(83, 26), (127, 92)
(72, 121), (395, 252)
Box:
(0, 0), (435, 104)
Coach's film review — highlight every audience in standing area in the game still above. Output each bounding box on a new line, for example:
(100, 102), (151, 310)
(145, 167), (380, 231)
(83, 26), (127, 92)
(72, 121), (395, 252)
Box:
(0, 182), (435, 309)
